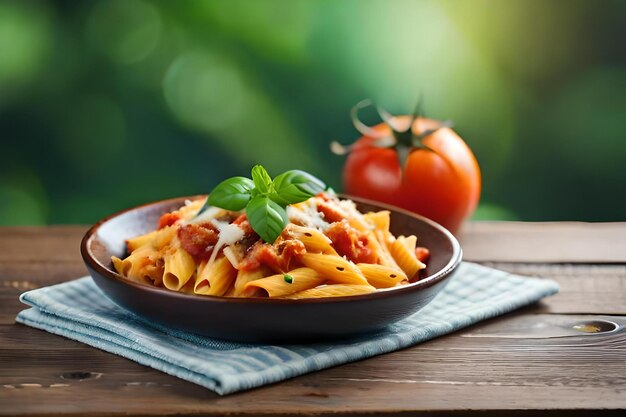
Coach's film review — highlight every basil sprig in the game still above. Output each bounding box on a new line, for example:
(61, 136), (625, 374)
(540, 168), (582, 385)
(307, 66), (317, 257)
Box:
(207, 165), (326, 243)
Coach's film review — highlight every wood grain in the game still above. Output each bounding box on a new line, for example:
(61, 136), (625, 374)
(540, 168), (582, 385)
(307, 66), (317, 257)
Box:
(0, 226), (86, 262)
(487, 263), (626, 315)
(2, 313), (625, 415)
(0, 226), (87, 283)
(1, 224), (626, 416)
(460, 221), (626, 263)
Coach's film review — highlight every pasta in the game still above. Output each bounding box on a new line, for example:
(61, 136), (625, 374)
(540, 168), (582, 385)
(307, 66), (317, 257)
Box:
(112, 192), (428, 299)
(389, 237), (426, 278)
(194, 256), (237, 296)
(300, 253), (370, 286)
(163, 240), (196, 291)
(286, 284), (376, 299)
(356, 263), (407, 288)
(284, 224), (338, 255)
(243, 267), (325, 297)
(231, 267), (272, 297)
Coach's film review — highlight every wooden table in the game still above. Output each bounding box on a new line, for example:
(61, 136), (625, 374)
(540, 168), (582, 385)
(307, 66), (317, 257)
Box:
(1, 223), (625, 416)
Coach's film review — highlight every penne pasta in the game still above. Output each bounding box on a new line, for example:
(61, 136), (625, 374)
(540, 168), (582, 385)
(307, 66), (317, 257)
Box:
(222, 286), (237, 297)
(243, 267), (325, 297)
(163, 243), (196, 291)
(111, 256), (126, 276)
(115, 245), (163, 285)
(365, 209), (405, 269)
(177, 197), (206, 220)
(402, 235), (417, 253)
(194, 256), (237, 296)
(113, 191), (429, 300)
(232, 266), (272, 297)
(300, 253), (369, 285)
(127, 226), (176, 252)
(364, 210), (390, 233)
(152, 226), (177, 250)
(285, 224), (337, 255)
(179, 276), (197, 295)
(286, 284), (375, 299)
(126, 229), (161, 253)
(389, 237), (426, 278)
(364, 229), (400, 271)
(356, 263), (407, 288)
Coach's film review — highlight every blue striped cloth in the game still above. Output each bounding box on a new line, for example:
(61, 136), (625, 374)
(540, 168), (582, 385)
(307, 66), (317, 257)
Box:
(16, 262), (558, 395)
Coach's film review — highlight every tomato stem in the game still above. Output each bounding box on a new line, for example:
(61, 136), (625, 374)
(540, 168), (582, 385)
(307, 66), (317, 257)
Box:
(350, 99), (385, 138)
(332, 99), (456, 171)
(395, 144), (413, 172)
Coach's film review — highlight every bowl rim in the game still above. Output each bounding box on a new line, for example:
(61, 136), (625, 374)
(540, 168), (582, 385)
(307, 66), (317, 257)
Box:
(81, 194), (462, 305)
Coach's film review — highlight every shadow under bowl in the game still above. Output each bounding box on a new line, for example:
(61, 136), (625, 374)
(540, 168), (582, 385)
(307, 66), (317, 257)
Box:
(81, 195), (462, 343)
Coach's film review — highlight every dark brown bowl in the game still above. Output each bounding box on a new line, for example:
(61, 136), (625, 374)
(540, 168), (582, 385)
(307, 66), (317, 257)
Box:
(81, 195), (462, 343)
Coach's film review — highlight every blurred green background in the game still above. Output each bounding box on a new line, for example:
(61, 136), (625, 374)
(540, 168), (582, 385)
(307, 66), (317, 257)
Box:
(1, 0), (625, 225)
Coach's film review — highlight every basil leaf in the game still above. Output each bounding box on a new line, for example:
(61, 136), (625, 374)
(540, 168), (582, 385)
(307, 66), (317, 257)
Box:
(246, 195), (288, 243)
(251, 165), (272, 195)
(205, 166), (326, 242)
(270, 170), (326, 205)
(207, 177), (254, 211)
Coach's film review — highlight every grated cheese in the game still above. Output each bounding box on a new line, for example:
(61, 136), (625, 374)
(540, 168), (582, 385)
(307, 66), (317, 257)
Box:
(188, 206), (226, 225)
(205, 220), (245, 268)
(287, 199), (329, 231)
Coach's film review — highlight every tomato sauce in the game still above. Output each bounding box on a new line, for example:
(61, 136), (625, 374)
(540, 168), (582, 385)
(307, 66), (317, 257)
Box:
(316, 200), (347, 223)
(158, 212), (180, 229)
(415, 246), (430, 263)
(239, 243), (280, 272)
(177, 223), (219, 260)
(239, 239), (306, 273)
(276, 239), (306, 270)
(325, 221), (376, 264)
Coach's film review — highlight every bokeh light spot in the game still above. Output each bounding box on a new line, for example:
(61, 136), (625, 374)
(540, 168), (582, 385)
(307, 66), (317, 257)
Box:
(444, 0), (585, 82)
(163, 49), (322, 174)
(163, 51), (246, 132)
(87, 0), (161, 65)
(0, 2), (50, 89)
(0, 171), (47, 225)
(191, 0), (314, 63)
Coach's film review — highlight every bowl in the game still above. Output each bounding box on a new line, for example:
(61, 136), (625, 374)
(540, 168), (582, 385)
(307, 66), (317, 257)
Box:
(81, 195), (462, 343)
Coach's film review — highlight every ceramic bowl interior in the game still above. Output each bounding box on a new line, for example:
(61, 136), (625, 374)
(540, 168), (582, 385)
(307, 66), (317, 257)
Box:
(81, 195), (462, 343)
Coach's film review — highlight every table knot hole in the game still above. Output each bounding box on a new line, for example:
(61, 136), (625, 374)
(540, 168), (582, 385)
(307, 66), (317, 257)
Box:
(572, 320), (618, 334)
(60, 371), (103, 381)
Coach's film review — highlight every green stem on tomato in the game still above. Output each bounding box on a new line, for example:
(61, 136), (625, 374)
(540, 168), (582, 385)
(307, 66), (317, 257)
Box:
(331, 99), (456, 171)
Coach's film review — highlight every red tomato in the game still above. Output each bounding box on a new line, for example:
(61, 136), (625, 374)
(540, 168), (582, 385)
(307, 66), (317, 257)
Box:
(342, 116), (481, 235)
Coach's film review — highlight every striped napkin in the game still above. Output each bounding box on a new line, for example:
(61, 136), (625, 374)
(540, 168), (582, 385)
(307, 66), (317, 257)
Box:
(16, 262), (558, 395)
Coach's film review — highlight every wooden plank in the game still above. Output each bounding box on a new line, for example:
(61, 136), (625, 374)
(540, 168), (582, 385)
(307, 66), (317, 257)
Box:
(488, 263), (626, 315)
(1, 224), (626, 415)
(0, 261), (87, 286)
(0, 226), (87, 262)
(1, 313), (625, 415)
(0, 226), (87, 284)
(460, 221), (626, 263)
